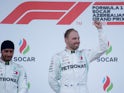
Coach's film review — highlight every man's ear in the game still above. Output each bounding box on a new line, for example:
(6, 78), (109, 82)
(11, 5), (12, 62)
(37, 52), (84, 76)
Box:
(65, 38), (68, 44)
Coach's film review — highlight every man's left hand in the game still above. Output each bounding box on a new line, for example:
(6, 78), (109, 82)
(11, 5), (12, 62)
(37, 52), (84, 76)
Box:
(94, 21), (102, 29)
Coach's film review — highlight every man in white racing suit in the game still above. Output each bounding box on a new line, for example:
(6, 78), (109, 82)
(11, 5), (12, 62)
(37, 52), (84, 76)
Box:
(48, 21), (108, 93)
(0, 40), (28, 93)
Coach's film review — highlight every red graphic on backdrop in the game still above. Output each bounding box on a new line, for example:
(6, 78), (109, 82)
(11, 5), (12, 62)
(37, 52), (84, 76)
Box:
(0, 2), (91, 25)
(93, 2), (124, 5)
(1, 1), (124, 25)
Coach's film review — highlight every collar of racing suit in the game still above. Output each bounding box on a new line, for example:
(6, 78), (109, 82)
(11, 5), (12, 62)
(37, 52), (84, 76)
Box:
(0, 58), (12, 65)
(65, 48), (78, 54)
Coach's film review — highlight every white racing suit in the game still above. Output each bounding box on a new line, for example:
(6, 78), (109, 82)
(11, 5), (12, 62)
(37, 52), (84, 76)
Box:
(48, 29), (108, 93)
(0, 59), (28, 93)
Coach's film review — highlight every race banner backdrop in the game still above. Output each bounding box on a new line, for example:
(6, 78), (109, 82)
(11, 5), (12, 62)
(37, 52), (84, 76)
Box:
(0, 0), (124, 93)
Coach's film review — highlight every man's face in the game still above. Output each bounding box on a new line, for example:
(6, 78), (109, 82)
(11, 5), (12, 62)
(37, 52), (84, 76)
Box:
(1, 49), (14, 62)
(65, 31), (80, 50)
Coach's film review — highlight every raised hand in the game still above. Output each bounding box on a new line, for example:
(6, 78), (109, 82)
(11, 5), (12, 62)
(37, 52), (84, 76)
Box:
(94, 21), (102, 29)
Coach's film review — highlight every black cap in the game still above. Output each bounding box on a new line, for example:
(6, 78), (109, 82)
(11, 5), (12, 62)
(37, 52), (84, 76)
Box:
(1, 40), (14, 51)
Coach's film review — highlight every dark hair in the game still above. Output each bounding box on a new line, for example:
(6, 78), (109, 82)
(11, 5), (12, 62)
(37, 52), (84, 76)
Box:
(64, 28), (77, 38)
(1, 40), (15, 51)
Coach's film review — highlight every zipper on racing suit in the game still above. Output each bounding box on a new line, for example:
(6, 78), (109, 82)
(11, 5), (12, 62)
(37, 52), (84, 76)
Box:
(4, 62), (10, 93)
(4, 64), (7, 93)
